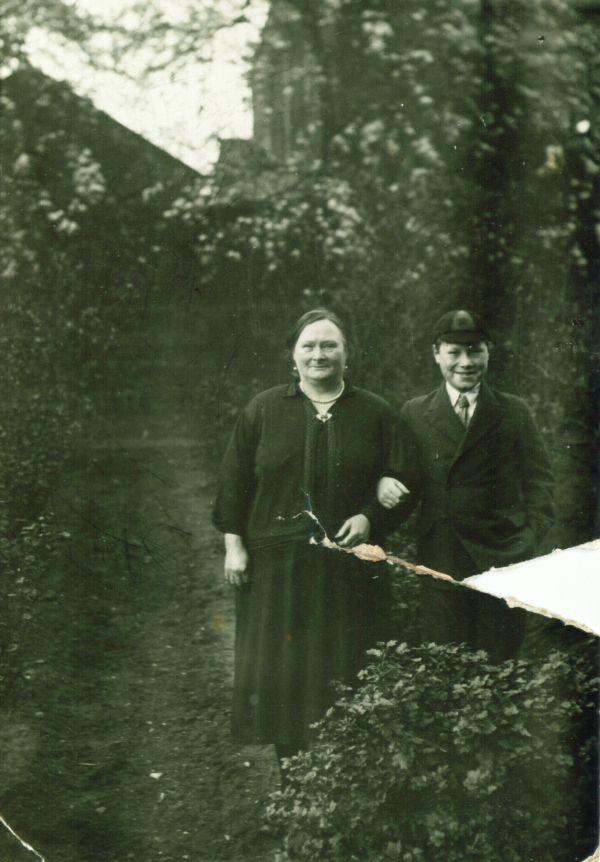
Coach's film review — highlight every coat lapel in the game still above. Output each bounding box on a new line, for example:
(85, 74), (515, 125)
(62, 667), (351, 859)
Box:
(427, 384), (465, 448)
(452, 382), (502, 465)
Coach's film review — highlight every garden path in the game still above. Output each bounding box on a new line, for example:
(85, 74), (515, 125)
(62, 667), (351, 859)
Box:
(2, 292), (280, 861)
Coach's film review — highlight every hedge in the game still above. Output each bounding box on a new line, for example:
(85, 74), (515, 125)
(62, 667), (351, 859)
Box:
(267, 640), (597, 862)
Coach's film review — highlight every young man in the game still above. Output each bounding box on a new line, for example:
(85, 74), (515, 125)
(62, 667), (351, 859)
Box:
(378, 310), (555, 659)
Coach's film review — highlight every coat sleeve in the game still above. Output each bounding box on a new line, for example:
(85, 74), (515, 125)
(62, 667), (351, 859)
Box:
(393, 404), (422, 520)
(212, 399), (260, 535)
(359, 403), (420, 537)
(516, 400), (555, 548)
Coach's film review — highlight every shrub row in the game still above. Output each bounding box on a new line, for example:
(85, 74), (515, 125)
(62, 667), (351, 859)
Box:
(267, 640), (597, 862)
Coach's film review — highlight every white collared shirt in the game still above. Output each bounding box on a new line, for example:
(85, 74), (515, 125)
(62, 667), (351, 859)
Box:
(446, 382), (480, 423)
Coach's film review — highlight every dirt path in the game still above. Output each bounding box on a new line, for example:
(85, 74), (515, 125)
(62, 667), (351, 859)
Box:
(2, 295), (280, 861)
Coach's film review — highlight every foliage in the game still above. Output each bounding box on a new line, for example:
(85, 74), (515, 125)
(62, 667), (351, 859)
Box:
(0, 514), (63, 695)
(0, 0), (254, 76)
(0, 0), (94, 71)
(0, 82), (105, 699)
(266, 641), (597, 861)
(166, 175), (375, 308)
(90, 0), (254, 75)
(0, 6), (596, 855)
(1, 75), (113, 526)
(165, 0), (599, 546)
(0, 66), (199, 693)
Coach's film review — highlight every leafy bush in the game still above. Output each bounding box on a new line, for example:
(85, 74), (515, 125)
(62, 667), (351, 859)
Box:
(266, 641), (596, 861)
(0, 68), (203, 698)
(166, 0), (598, 548)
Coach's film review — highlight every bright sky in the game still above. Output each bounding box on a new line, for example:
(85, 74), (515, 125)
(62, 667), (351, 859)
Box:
(26, 1), (269, 173)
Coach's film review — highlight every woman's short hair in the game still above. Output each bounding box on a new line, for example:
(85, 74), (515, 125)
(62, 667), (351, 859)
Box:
(285, 308), (349, 352)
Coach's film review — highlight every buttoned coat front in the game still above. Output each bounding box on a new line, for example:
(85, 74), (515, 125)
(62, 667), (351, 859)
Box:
(399, 382), (555, 580)
(213, 382), (402, 744)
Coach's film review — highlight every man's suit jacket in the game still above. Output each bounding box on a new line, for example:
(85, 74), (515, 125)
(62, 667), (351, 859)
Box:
(399, 382), (555, 579)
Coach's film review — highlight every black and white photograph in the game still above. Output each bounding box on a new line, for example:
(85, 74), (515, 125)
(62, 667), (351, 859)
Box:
(1, 1), (598, 860)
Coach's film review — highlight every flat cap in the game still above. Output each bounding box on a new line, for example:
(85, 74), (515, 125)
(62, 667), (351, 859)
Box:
(433, 309), (490, 344)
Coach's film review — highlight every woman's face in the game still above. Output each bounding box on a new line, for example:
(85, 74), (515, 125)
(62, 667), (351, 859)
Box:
(292, 319), (347, 387)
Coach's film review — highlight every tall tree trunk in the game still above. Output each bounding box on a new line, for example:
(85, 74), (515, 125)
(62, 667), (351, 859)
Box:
(469, 0), (523, 363)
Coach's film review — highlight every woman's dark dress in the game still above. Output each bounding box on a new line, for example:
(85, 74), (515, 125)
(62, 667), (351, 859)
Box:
(213, 382), (399, 744)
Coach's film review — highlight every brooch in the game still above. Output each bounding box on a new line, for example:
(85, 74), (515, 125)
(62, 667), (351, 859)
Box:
(315, 412), (332, 423)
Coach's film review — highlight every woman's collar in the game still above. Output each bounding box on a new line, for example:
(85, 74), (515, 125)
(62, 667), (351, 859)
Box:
(283, 380), (354, 398)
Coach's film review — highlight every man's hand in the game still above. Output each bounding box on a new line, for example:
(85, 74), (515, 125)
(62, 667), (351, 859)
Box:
(224, 534), (250, 587)
(377, 476), (410, 510)
(335, 514), (370, 548)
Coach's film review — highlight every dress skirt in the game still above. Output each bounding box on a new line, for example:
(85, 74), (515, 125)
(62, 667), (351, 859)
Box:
(232, 540), (391, 744)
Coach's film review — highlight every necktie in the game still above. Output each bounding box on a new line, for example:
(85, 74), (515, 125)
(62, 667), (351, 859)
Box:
(456, 393), (470, 426)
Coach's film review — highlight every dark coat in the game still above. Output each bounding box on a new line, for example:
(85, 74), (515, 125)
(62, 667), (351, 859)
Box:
(213, 382), (403, 743)
(399, 382), (555, 580)
(213, 382), (402, 546)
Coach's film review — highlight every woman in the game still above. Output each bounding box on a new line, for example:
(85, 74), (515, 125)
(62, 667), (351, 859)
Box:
(213, 309), (406, 770)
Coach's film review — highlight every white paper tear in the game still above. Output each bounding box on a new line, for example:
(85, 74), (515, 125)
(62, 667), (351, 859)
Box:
(464, 540), (600, 636)
(0, 813), (45, 861)
(309, 503), (599, 637)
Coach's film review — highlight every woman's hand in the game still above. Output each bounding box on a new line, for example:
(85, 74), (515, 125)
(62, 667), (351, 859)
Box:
(335, 514), (370, 548)
(377, 476), (410, 510)
(224, 534), (250, 587)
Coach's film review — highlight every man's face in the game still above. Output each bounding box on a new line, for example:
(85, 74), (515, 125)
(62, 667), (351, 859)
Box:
(433, 340), (489, 391)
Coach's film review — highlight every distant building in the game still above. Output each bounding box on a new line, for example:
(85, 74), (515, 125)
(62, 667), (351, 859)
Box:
(3, 65), (200, 204)
(249, 2), (321, 164)
(214, 2), (321, 198)
(210, 137), (279, 206)
(3, 64), (202, 289)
